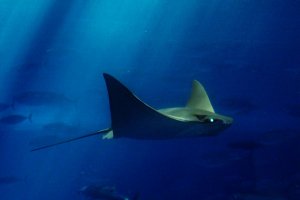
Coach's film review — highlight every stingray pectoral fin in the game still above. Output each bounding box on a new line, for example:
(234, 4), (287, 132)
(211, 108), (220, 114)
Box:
(31, 128), (112, 151)
(103, 73), (179, 139)
(186, 80), (215, 113)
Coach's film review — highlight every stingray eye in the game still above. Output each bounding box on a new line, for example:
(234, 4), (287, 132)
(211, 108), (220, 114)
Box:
(206, 118), (223, 124)
(204, 117), (221, 123)
(204, 118), (214, 123)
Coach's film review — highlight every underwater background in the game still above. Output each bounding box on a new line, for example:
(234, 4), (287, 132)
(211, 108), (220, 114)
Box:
(0, 0), (299, 199)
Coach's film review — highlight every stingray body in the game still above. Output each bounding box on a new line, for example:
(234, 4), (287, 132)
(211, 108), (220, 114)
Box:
(104, 73), (232, 139)
(32, 73), (232, 151)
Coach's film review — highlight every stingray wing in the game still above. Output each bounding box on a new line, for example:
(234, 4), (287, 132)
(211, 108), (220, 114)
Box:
(103, 73), (188, 139)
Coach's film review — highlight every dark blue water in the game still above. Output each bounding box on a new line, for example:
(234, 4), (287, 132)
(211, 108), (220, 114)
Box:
(0, 0), (299, 199)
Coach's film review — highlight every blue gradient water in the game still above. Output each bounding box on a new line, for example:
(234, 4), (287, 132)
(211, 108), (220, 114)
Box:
(0, 1), (299, 199)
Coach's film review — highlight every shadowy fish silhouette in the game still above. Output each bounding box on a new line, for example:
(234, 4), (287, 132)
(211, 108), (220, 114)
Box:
(29, 135), (60, 147)
(0, 176), (20, 185)
(14, 91), (73, 107)
(0, 114), (32, 125)
(80, 185), (139, 200)
(228, 140), (263, 151)
(42, 122), (79, 133)
(0, 103), (11, 112)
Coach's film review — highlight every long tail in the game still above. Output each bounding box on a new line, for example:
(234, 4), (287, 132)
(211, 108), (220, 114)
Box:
(31, 128), (112, 151)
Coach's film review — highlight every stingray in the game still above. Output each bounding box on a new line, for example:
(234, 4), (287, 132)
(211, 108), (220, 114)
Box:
(32, 73), (233, 151)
